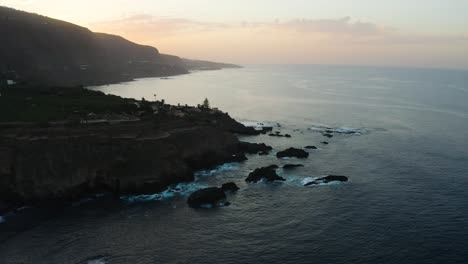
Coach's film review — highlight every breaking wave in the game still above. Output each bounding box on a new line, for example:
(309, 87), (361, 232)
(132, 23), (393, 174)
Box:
(307, 123), (366, 135)
(241, 121), (281, 128)
(195, 163), (240, 179)
(121, 182), (207, 203)
(283, 175), (346, 187)
(121, 162), (242, 203)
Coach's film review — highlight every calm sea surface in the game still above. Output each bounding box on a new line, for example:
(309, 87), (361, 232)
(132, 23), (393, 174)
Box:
(1, 65), (468, 264)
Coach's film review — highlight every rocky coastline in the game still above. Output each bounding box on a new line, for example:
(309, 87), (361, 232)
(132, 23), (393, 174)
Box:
(0, 98), (269, 215)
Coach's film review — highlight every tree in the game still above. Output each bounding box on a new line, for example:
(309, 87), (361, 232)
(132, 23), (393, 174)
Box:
(202, 98), (210, 109)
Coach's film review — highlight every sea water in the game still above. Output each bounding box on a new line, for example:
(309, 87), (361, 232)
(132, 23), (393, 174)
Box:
(1, 65), (467, 264)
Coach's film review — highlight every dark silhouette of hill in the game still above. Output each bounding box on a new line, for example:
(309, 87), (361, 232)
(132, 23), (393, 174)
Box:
(182, 58), (242, 71)
(0, 6), (188, 86)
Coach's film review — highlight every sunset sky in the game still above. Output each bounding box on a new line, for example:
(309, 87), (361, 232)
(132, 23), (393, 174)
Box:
(3, 0), (468, 69)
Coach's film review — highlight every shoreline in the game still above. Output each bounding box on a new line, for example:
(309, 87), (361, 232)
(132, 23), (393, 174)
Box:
(0, 90), (269, 215)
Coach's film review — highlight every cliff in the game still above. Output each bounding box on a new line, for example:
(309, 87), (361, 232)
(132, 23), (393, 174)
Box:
(0, 85), (268, 212)
(0, 115), (264, 213)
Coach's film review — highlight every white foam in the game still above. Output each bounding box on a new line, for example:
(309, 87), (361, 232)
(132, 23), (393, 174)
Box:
(240, 121), (279, 128)
(334, 127), (365, 134)
(280, 175), (346, 187)
(301, 177), (318, 186)
(200, 204), (214, 209)
(302, 176), (345, 187)
(121, 182), (206, 203)
(122, 162), (240, 203)
(87, 258), (106, 264)
(195, 163), (240, 179)
(16, 206), (31, 211)
(308, 123), (365, 135)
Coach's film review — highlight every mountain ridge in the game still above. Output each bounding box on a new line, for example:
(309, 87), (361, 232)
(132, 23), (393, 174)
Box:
(0, 6), (239, 87)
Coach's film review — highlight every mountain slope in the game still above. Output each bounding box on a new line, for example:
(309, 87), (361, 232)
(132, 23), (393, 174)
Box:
(182, 58), (242, 71)
(0, 6), (188, 86)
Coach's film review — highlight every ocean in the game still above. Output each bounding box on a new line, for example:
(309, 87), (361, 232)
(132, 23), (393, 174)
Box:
(1, 65), (468, 264)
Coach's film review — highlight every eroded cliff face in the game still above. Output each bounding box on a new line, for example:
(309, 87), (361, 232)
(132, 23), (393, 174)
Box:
(0, 125), (245, 206)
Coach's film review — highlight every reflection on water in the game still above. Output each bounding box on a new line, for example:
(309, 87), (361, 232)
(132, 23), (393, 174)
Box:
(2, 65), (468, 264)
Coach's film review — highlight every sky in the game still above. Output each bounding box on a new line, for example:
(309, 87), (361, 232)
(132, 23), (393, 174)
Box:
(2, 0), (468, 69)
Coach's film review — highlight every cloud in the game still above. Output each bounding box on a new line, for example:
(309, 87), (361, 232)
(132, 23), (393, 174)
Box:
(88, 15), (468, 68)
(279, 17), (393, 36)
(91, 14), (231, 37)
(93, 15), (394, 36)
(91, 15), (468, 45)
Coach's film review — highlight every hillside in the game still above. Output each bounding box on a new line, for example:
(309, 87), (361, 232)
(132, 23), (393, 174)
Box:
(0, 6), (188, 86)
(182, 58), (242, 71)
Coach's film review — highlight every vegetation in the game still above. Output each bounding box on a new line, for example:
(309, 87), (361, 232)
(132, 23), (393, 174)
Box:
(202, 98), (210, 109)
(0, 84), (138, 122)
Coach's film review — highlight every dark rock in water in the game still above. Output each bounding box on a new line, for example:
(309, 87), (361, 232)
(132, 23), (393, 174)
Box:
(265, 164), (279, 169)
(276, 148), (309, 159)
(323, 133), (334, 138)
(305, 146), (317, 149)
(260, 127), (273, 134)
(283, 164), (304, 169)
(325, 130), (334, 134)
(221, 182), (240, 192)
(321, 141), (329, 145)
(246, 166), (285, 183)
(230, 153), (248, 162)
(239, 142), (272, 154)
(269, 131), (291, 138)
(304, 175), (349, 186)
(223, 202), (231, 206)
(187, 187), (226, 208)
(269, 133), (283, 137)
(259, 151), (270, 156)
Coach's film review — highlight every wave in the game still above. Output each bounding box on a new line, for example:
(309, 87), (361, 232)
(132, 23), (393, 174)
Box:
(121, 162), (241, 203)
(87, 259), (106, 264)
(240, 120), (280, 128)
(307, 123), (366, 135)
(120, 182), (207, 203)
(283, 175), (346, 187)
(195, 162), (240, 179)
(79, 255), (109, 264)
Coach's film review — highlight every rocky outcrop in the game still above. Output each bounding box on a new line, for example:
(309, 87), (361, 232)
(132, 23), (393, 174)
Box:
(276, 148), (309, 159)
(0, 119), (250, 207)
(239, 142), (272, 154)
(268, 131), (291, 138)
(305, 146), (317, 150)
(283, 164), (304, 169)
(304, 175), (349, 186)
(221, 182), (240, 192)
(245, 166), (285, 183)
(187, 187), (226, 208)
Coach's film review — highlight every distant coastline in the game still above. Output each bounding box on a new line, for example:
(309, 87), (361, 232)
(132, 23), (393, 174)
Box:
(0, 6), (240, 88)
